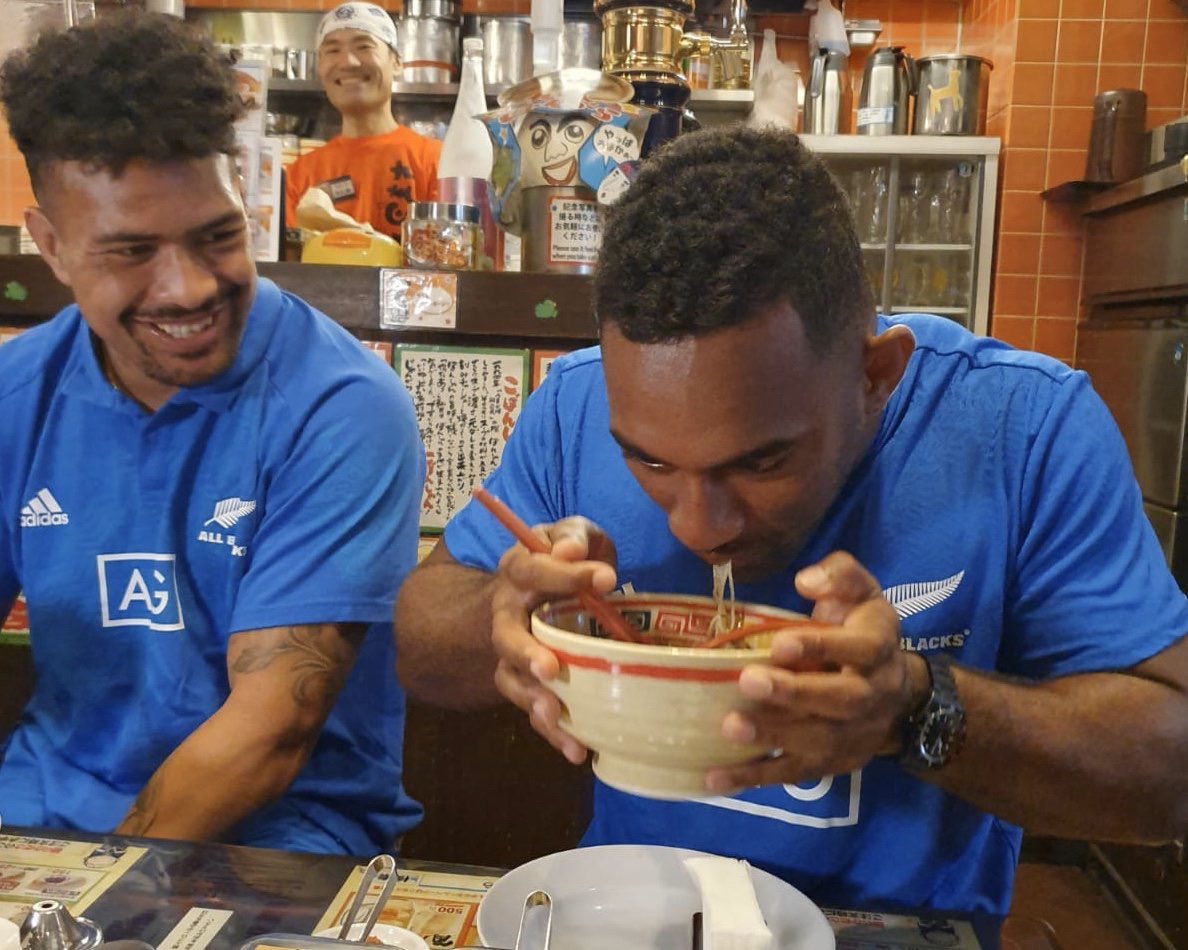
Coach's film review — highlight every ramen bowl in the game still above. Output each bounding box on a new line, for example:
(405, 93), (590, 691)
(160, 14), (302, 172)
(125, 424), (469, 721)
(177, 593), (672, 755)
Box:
(531, 593), (809, 798)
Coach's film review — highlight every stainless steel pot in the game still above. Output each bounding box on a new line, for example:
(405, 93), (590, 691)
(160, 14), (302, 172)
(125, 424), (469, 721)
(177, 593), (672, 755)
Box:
(479, 17), (532, 86)
(560, 17), (603, 71)
(405, 0), (459, 18)
(399, 15), (460, 84)
(912, 54), (992, 136)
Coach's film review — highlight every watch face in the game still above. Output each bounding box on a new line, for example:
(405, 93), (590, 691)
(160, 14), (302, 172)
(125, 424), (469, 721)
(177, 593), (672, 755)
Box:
(901, 653), (966, 770)
(921, 705), (964, 765)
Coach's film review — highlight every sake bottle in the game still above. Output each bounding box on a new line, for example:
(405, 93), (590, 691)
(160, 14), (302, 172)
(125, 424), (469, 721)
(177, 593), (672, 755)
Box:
(438, 37), (500, 269)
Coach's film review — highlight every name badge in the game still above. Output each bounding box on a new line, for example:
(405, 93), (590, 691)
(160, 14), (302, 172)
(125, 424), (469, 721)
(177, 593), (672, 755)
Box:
(319, 176), (357, 203)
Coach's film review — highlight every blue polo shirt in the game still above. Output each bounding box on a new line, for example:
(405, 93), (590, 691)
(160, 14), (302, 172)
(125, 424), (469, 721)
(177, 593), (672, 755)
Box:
(443, 313), (1188, 913)
(0, 279), (425, 855)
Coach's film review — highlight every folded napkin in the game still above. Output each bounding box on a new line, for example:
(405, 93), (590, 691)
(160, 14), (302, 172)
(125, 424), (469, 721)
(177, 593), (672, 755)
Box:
(683, 856), (775, 950)
(294, 187), (378, 236)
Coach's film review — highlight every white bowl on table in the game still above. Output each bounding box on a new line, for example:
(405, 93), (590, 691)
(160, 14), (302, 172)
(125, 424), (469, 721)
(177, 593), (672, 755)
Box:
(531, 593), (810, 798)
(476, 844), (835, 950)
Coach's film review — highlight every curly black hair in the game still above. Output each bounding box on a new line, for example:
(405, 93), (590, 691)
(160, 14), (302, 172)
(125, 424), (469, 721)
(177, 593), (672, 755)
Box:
(0, 11), (244, 197)
(594, 125), (875, 354)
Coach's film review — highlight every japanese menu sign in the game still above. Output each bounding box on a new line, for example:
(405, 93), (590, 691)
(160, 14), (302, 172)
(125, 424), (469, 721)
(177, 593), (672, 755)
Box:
(394, 345), (529, 532)
(314, 864), (498, 948)
(0, 834), (146, 924)
(826, 908), (984, 949)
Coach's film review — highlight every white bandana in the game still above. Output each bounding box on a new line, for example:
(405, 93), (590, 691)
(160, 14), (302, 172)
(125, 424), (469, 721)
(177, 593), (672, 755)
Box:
(316, 3), (399, 54)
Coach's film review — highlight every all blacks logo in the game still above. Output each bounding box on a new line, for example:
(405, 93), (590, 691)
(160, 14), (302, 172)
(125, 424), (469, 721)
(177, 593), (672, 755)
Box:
(21, 510), (69, 527)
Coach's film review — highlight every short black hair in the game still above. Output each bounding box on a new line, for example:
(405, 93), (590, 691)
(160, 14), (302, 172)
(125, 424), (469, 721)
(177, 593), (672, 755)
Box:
(594, 125), (875, 354)
(0, 11), (244, 198)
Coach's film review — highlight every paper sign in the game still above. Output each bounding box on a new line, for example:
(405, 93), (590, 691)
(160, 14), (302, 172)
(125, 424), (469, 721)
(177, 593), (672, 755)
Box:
(394, 345), (529, 532)
(315, 865), (499, 949)
(0, 834), (146, 924)
(825, 908), (983, 949)
(156, 907), (234, 950)
(380, 270), (458, 330)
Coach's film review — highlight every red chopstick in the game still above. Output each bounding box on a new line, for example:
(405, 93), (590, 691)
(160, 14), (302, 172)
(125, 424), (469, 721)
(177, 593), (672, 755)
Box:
(473, 487), (640, 644)
(702, 618), (828, 649)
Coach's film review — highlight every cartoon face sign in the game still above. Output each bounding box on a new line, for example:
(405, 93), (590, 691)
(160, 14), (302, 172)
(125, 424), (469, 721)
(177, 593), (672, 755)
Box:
(516, 111), (597, 189)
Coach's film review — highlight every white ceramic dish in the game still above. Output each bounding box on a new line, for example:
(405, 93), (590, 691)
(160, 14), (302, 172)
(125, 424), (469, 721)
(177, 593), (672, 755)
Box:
(476, 844), (835, 950)
(313, 924), (428, 950)
(532, 594), (810, 798)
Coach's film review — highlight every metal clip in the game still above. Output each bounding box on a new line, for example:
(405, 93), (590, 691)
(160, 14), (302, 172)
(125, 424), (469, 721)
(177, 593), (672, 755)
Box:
(336, 854), (400, 944)
(513, 890), (552, 950)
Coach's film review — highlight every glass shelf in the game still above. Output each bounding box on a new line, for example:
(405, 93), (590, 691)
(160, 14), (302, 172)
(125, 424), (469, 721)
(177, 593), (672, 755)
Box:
(890, 306), (969, 315)
(895, 243), (974, 252)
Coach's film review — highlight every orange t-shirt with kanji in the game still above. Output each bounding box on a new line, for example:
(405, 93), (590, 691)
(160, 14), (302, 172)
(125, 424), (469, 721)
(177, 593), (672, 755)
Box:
(285, 126), (442, 241)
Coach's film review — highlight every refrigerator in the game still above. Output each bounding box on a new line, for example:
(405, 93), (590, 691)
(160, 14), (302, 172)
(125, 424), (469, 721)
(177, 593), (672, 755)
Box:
(803, 134), (1001, 337)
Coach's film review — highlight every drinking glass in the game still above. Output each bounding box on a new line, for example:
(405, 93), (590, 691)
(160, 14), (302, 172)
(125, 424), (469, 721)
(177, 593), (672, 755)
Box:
(893, 254), (931, 307)
(852, 165), (889, 244)
(946, 255), (971, 308)
(938, 165), (973, 244)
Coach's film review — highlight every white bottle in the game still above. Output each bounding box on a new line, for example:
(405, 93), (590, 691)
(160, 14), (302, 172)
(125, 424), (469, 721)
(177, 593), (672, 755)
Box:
(438, 37), (500, 269)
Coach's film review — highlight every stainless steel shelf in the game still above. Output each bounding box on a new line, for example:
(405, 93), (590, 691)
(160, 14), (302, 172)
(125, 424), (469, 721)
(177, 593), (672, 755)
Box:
(687, 88), (754, 113)
(896, 243), (975, 252)
(1085, 156), (1188, 215)
(268, 77), (512, 100)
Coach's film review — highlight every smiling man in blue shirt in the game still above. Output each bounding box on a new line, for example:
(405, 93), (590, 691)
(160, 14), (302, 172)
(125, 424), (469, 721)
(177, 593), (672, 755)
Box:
(0, 12), (425, 854)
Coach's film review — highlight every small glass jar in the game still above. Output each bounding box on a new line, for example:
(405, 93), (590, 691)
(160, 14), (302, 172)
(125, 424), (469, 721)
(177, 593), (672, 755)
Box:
(402, 202), (481, 271)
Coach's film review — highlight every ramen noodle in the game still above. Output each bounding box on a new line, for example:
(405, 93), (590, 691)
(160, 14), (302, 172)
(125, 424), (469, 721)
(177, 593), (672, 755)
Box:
(709, 560), (737, 636)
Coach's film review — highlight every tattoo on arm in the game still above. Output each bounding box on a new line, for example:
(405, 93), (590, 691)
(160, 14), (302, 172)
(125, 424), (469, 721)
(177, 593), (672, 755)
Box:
(231, 624), (364, 706)
(121, 772), (164, 836)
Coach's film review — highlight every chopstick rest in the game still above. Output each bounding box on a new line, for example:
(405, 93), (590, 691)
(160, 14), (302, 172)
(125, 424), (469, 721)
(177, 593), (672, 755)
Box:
(683, 856), (774, 950)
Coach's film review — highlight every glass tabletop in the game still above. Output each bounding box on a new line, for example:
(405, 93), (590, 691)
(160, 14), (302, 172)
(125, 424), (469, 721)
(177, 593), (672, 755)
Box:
(4, 826), (503, 950)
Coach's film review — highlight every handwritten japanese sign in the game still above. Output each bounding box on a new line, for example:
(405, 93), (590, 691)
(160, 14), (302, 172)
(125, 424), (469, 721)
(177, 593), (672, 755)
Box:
(395, 346), (530, 532)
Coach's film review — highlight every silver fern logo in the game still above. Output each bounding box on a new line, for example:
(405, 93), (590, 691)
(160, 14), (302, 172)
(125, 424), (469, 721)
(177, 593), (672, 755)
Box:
(883, 571), (965, 619)
(204, 497), (257, 529)
(886, 571), (970, 652)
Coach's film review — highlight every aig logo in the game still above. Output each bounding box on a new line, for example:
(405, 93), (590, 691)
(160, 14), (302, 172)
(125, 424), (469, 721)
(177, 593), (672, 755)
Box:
(97, 553), (185, 631)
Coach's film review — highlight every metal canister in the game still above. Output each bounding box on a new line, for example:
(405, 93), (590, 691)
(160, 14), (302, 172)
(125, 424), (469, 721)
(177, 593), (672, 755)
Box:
(478, 17), (532, 86)
(520, 186), (602, 275)
(912, 54), (993, 136)
(559, 17), (603, 70)
(399, 14), (460, 83)
(1085, 89), (1148, 183)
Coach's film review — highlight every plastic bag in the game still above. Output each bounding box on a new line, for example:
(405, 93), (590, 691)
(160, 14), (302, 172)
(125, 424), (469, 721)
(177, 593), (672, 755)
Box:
(747, 29), (800, 131)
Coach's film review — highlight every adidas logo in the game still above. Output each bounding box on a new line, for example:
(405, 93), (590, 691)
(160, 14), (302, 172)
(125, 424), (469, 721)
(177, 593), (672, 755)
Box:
(21, 488), (70, 528)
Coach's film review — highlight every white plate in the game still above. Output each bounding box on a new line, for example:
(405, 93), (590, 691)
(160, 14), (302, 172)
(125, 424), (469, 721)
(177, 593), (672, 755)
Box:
(476, 845), (835, 950)
(313, 924), (428, 950)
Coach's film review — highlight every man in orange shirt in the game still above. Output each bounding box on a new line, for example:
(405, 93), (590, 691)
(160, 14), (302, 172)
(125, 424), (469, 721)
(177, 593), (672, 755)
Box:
(285, 1), (440, 241)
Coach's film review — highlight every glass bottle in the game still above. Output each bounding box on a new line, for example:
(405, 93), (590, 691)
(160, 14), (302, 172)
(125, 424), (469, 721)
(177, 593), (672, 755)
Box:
(437, 37), (499, 269)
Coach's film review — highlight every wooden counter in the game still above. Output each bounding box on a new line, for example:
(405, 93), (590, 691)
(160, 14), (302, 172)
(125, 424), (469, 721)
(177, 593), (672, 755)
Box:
(0, 256), (598, 347)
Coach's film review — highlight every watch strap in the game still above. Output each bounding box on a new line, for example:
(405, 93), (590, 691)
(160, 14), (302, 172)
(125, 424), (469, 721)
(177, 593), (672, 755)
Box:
(899, 651), (966, 771)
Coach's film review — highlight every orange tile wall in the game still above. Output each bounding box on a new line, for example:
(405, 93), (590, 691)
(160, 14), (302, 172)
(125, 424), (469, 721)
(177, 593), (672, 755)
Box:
(756, 1), (967, 121)
(964, 0), (1188, 363)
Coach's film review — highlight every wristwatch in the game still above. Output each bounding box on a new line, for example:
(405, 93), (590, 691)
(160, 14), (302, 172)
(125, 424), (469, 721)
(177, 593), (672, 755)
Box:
(899, 652), (966, 771)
